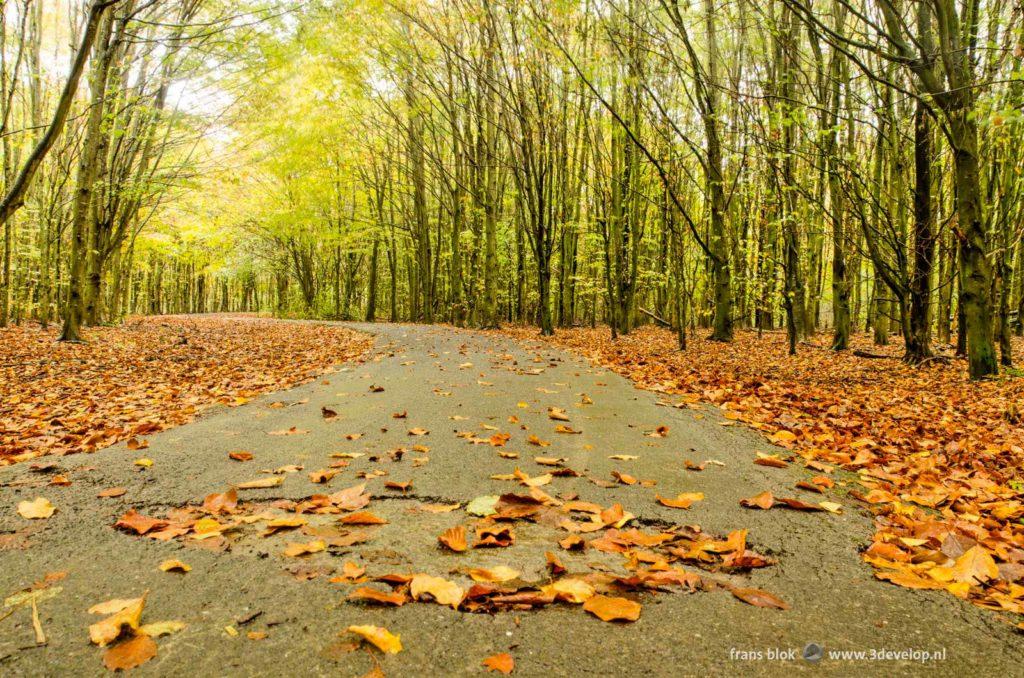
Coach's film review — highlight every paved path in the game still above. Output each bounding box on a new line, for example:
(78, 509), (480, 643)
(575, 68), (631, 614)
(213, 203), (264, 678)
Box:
(1, 322), (1019, 676)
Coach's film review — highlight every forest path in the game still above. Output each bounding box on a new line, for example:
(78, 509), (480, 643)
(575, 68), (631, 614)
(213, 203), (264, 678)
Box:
(0, 321), (1019, 676)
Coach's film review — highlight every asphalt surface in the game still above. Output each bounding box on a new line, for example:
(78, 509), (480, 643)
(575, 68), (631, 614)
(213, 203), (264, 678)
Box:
(1, 321), (1020, 677)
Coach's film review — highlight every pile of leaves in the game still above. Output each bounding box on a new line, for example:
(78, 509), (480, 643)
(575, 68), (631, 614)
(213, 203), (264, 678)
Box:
(501, 326), (1024, 619)
(113, 479), (787, 627)
(0, 315), (371, 464)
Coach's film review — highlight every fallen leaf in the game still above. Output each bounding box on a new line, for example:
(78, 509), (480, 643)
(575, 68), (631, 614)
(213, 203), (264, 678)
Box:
(203, 488), (238, 513)
(139, 621), (185, 637)
(739, 491), (775, 510)
(229, 451), (254, 462)
(237, 476), (284, 490)
(103, 634), (157, 671)
(466, 495), (500, 517)
(950, 545), (999, 584)
(438, 526), (468, 552)
(158, 560), (191, 573)
(347, 625), (402, 654)
(542, 578), (595, 603)
(410, 574), (464, 608)
(583, 595), (641, 622)
(655, 492), (704, 509)
(89, 594), (146, 646)
(348, 587), (407, 606)
(98, 487), (127, 498)
(283, 540), (326, 557)
(309, 469), (340, 484)
(467, 566), (520, 583)
(611, 471), (637, 485)
(115, 510), (168, 535)
(482, 652), (515, 674)
(17, 497), (55, 519)
(340, 511), (388, 525)
(548, 407), (570, 421)
(730, 587), (789, 610)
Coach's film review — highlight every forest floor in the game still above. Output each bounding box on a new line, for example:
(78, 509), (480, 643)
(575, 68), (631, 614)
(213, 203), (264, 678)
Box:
(0, 318), (1021, 676)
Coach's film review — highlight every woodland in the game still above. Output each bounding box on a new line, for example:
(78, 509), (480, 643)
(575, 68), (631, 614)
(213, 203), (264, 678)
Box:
(2, 0), (1024, 673)
(0, 0), (1021, 378)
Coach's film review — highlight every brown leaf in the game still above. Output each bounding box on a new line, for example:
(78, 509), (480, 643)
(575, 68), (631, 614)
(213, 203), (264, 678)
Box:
(739, 491), (775, 510)
(340, 511), (388, 525)
(754, 455), (788, 468)
(348, 587), (407, 606)
(309, 469), (340, 484)
(228, 451), (254, 462)
(115, 510), (168, 535)
(545, 551), (566, 575)
(202, 488), (238, 514)
(730, 586), (790, 610)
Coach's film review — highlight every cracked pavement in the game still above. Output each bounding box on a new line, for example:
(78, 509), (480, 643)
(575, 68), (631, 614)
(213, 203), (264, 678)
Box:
(1, 321), (1021, 676)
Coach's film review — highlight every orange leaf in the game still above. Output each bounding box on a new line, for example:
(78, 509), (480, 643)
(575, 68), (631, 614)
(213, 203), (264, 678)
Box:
(438, 526), (468, 552)
(482, 652), (515, 674)
(730, 587), (789, 610)
(582, 595), (641, 622)
(103, 635), (157, 671)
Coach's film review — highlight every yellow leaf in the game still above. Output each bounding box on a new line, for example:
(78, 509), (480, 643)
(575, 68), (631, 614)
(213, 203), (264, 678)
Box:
(467, 566), (520, 583)
(950, 545), (999, 584)
(17, 497), (55, 519)
(347, 625), (402, 654)
(89, 594), (146, 646)
(237, 476), (284, 489)
(410, 574), (464, 608)
(283, 540), (326, 557)
(134, 458), (153, 468)
(140, 620), (186, 637)
(542, 577), (595, 603)
(159, 560), (191, 573)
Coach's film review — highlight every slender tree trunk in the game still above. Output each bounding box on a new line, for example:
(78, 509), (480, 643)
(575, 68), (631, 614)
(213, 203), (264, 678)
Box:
(61, 9), (115, 342)
(906, 102), (935, 362)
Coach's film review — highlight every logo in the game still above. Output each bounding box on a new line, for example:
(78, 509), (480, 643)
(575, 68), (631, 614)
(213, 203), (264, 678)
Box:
(802, 642), (824, 663)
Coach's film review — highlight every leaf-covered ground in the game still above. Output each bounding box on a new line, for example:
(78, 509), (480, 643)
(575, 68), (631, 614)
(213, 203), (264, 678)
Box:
(0, 316), (372, 464)
(1, 321), (1020, 674)
(500, 326), (1024, 621)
